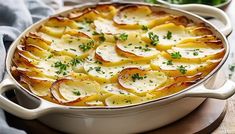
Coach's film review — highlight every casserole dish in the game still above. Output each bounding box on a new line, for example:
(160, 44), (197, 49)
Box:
(0, 1), (234, 133)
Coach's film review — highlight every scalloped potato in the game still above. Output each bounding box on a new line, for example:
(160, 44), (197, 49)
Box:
(11, 4), (224, 107)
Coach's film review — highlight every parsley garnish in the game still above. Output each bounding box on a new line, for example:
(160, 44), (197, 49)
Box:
(93, 31), (105, 42)
(118, 33), (128, 41)
(73, 90), (81, 96)
(47, 54), (53, 59)
(142, 25), (149, 31)
(177, 65), (187, 74)
(229, 64), (235, 72)
(94, 66), (101, 72)
(148, 32), (159, 46)
(79, 40), (94, 52)
(166, 60), (173, 65)
(69, 48), (76, 51)
(164, 31), (172, 39)
(193, 51), (199, 56)
(171, 52), (182, 59)
(131, 73), (145, 82)
(70, 58), (81, 66)
(54, 61), (68, 75)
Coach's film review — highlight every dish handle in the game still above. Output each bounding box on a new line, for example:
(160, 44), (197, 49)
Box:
(172, 4), (232, 37)
(184, 79), (235, 99)
(0, 73), (55, 119)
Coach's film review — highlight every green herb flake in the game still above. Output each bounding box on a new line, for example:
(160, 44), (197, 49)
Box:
(177, 65), (187, 74)
(148, 32), (159, 46)
(193, 51), (199, 56)
(165, 31), (172, 39)
(229, 64), (235, 72)
(73, 90), (81, 96)
(93, 31), (106, 42)
(171, 51), (182, 59)
(71, 58), (81, 67)
(79, 41), (94, 52)
(47, 54), (53, 59)
(131, 73), (145, 82)
(141, 25), (149, 31)
(118, 33), (128, 41)
(69, 48), (76, 51)
(94, 66), (101, 72)
(166, 60), (173, 65)
(54, 61), (68, 75)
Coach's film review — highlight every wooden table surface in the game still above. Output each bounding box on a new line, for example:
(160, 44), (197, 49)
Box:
(212, 0), (235, 133)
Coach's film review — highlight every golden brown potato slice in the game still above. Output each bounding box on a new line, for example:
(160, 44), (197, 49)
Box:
(142, 23), (197, 50)
(116, 33), (159, 60)
(20, 75), (54, 97)
(50, 76), (101, 104)
(95, 42), (128, 65)
(95, 5), (117, 19)
(113, 5), (171, 29)
(118, 68), (167, 95)
(45, 17), (78, 28)
(151, 54), (221, 76)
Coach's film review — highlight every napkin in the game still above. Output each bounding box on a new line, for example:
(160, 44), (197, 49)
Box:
(0, 0), (58, 133)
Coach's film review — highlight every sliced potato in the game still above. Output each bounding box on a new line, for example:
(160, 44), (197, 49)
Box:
(113, 5), (170, 29)
(68, 8), (99, 22)
(116, 34), (159, 60)
(51, 34), (95, 58)
(24, 32), (51, 50)
(118, 68), (167, 95)
(166, 46), (225, 62)
(38, 25), (66, 38)
(101, 83), (131, 96)
(95, 42), (128, 65)
(142, 23), (196, 50)
(20, 75), (54, 97)
(150, 81), (196, 98)
(84, 60), (151, 82)
(94, 18), (119, 34)
(95, 5), (117, 19)
(45, 17), (78, 28)
(105, 93), (142, 106)
(50, 76), (101, 104)
(151, 54), (221, 76)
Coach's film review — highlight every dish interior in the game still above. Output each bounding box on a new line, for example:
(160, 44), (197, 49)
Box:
(10, 4), (225, 107)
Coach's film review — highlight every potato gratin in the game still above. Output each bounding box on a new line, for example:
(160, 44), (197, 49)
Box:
(11, 4), (225, 107)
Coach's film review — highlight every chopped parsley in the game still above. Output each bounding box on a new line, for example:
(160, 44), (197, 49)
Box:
(164, 31), (172, 39)
(171, 52), (182, 59)
(134, 46), (151, 52)
(54, 61), (68, 75)
(118, 33), (128, 41)
(131, 73), (145, 82)
(177, 65), (187, 74)
(166, 60), (173, 65)
(94, 66), (101, 72)
(142, 25), (149, 31)
(193, 51), (199, 56)
(92, 31), (105, 42)
(79, 41), (93, 52)
(229, 64), (235, 72)
(148, 32), (159, 46)
(47, 54), (53, 59)
(70, 58), (81, 67)
(69, 48), (76, 51)
(73, 90), (81, 96)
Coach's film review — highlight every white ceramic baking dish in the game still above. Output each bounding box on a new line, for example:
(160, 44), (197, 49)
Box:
(0, 2), (234, 134)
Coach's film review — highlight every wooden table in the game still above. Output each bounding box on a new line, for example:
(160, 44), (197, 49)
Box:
(212, 0), (235, 133)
